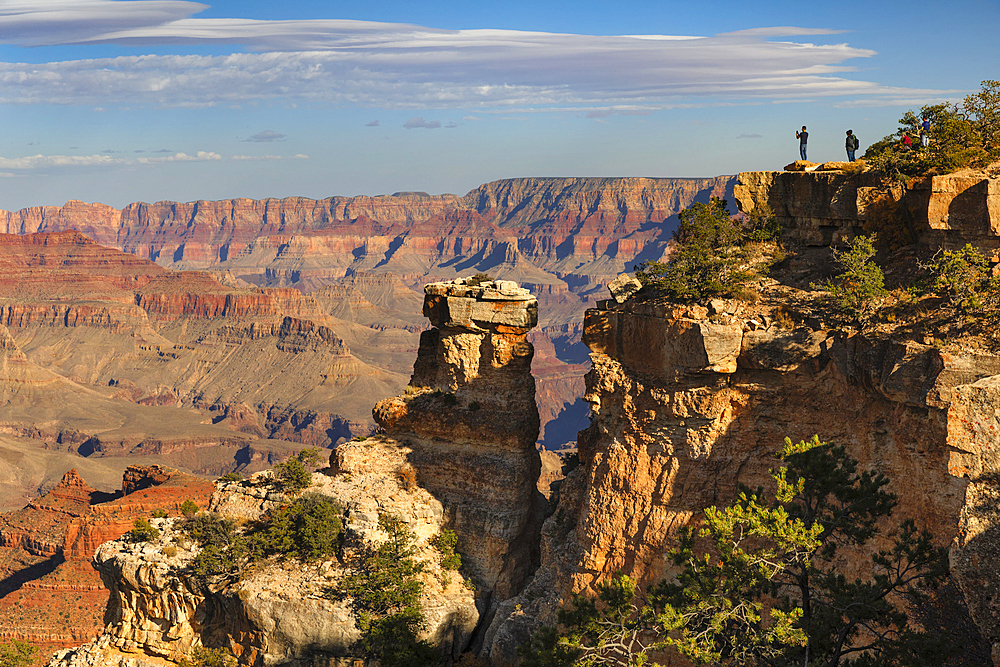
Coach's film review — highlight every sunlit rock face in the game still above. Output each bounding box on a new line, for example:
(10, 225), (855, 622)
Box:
(374, 278), (544, 638)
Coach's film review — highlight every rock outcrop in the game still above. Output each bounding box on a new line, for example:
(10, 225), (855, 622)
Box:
(0, 466), (214, 657)
(486, 289), (1000, 662)
(734, 169), (1000, 249)
(373, 278), (544, 635)
(49, 442), (478, 667)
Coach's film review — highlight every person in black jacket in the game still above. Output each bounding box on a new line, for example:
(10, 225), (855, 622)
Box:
(845, 129), (859, 161)
(796, 126), (808, 160)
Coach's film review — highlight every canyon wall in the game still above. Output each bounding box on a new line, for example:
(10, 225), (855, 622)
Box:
(487, 291), (1000, 662)
(0, 177), (736, 450)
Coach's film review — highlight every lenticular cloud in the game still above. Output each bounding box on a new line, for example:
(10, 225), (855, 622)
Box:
(0, 3), (949, 109)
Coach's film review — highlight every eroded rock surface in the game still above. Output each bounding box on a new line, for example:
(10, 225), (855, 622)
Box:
(487, 293), (1000, 663)
(374, 278), (544, 638)
(49, 441), (477, 667)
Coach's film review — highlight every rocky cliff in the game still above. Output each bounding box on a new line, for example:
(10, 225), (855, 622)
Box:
(373, 278), (545, 640)
(48, 442), (478, 667)
(734, 168), (1000, 249)
(0, 177), (736, 450)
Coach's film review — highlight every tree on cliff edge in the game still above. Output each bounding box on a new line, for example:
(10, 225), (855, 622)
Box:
(521, 436), (950, 667)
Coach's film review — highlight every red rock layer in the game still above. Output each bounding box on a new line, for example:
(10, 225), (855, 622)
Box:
(0, 466), (215, 661)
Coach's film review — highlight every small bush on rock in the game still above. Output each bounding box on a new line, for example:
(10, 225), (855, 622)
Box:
(0, 639), (37, 667)
(432, 529), (462, 571)
(180, 499), (199, 518)
(129, 518), (159, 543)
(252, 493), (344, 561)
(815, 234), (889, 319)
(922, 244), (1000, 316)
(273, 448), (323, 493)
(218, 472), (243, 483)
(331, 514), (437, 667)
(178, 646), (236, 667)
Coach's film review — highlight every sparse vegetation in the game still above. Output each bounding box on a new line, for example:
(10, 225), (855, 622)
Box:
(151, 508), (168, 519)
(330, 514), (437, 667)
(431, 528), (462, 571)
(178, 646), (236, 667)
(398, 464), (418, 491)
(252, 493), (344, 562)
(0, 639), (37, 667)
(218, 472), (243, 483)
(522, 436), (950, 667)
(466, 272), (493, 286)
(634, 198), (770, 302)
(864, 80), (1000, 177)
(815, 234), (889, 319)
(273, 447), (323, 493)
(180, 499), (199, 518)
(128, 518), (160, 543)
(921, 244), (1000, 316)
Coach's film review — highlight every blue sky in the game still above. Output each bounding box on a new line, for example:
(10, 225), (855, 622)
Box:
(0, 0), (997, 210)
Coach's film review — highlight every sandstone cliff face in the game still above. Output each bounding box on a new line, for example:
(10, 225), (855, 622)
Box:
(485, 290), (1000, 662)
(373, 278), (544, 646)
(50, 441), (478, 667)
(734, 169), (1000, 249)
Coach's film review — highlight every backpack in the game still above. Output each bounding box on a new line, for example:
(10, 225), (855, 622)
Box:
(851, 135), (860, 150)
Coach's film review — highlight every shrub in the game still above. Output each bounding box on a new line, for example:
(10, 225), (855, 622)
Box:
(635, 198), (757, 302)
(0, 639), (37, 667)
(466, 272), (493, 286)
(273, 448), (323, 493)
(431, 529), (462, 571)
(178, 646), (236, 667)
(184, 512), (236, 548)
(468, 401), (481, 411)
(151, 509), (168, 519)
(922, 244), (1000, 315)
(180, 499), (199, 518)
(331, 514), (437, 667)
(398, 464), (418, 491)
(251, 493), (344, 562)
(815, 234), (889, 319)
(129, 518), (160, 543)
(218, 472), (243, 483)
(741, 201), (781, 242)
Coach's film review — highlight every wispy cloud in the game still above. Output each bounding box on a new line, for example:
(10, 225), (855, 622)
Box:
(365, 120), (379, 127)
(231, 154), (309, 160)
(736, 133), (763, 139)
(0, 154), (131, 169)
(0, 150), (221, 169)
(136, 151), (221, 163)
(403, 117), (441, 129)
(0, 7), (951, 111)
(243, 130), (286, 142)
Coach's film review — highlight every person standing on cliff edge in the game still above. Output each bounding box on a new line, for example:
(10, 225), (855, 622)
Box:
(796, 126), (808, 160)
(846, 129), (859, 162)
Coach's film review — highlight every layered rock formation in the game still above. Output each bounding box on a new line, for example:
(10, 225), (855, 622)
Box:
(0, 177), (736, 450)
(0, 466), (214, 658)
(373, 278), (544, 633)
(486, 290), (1000, 661)
(734, 169), (1000, 249)
(50, 442), (477, 667)
(0, 230), (408, 496)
